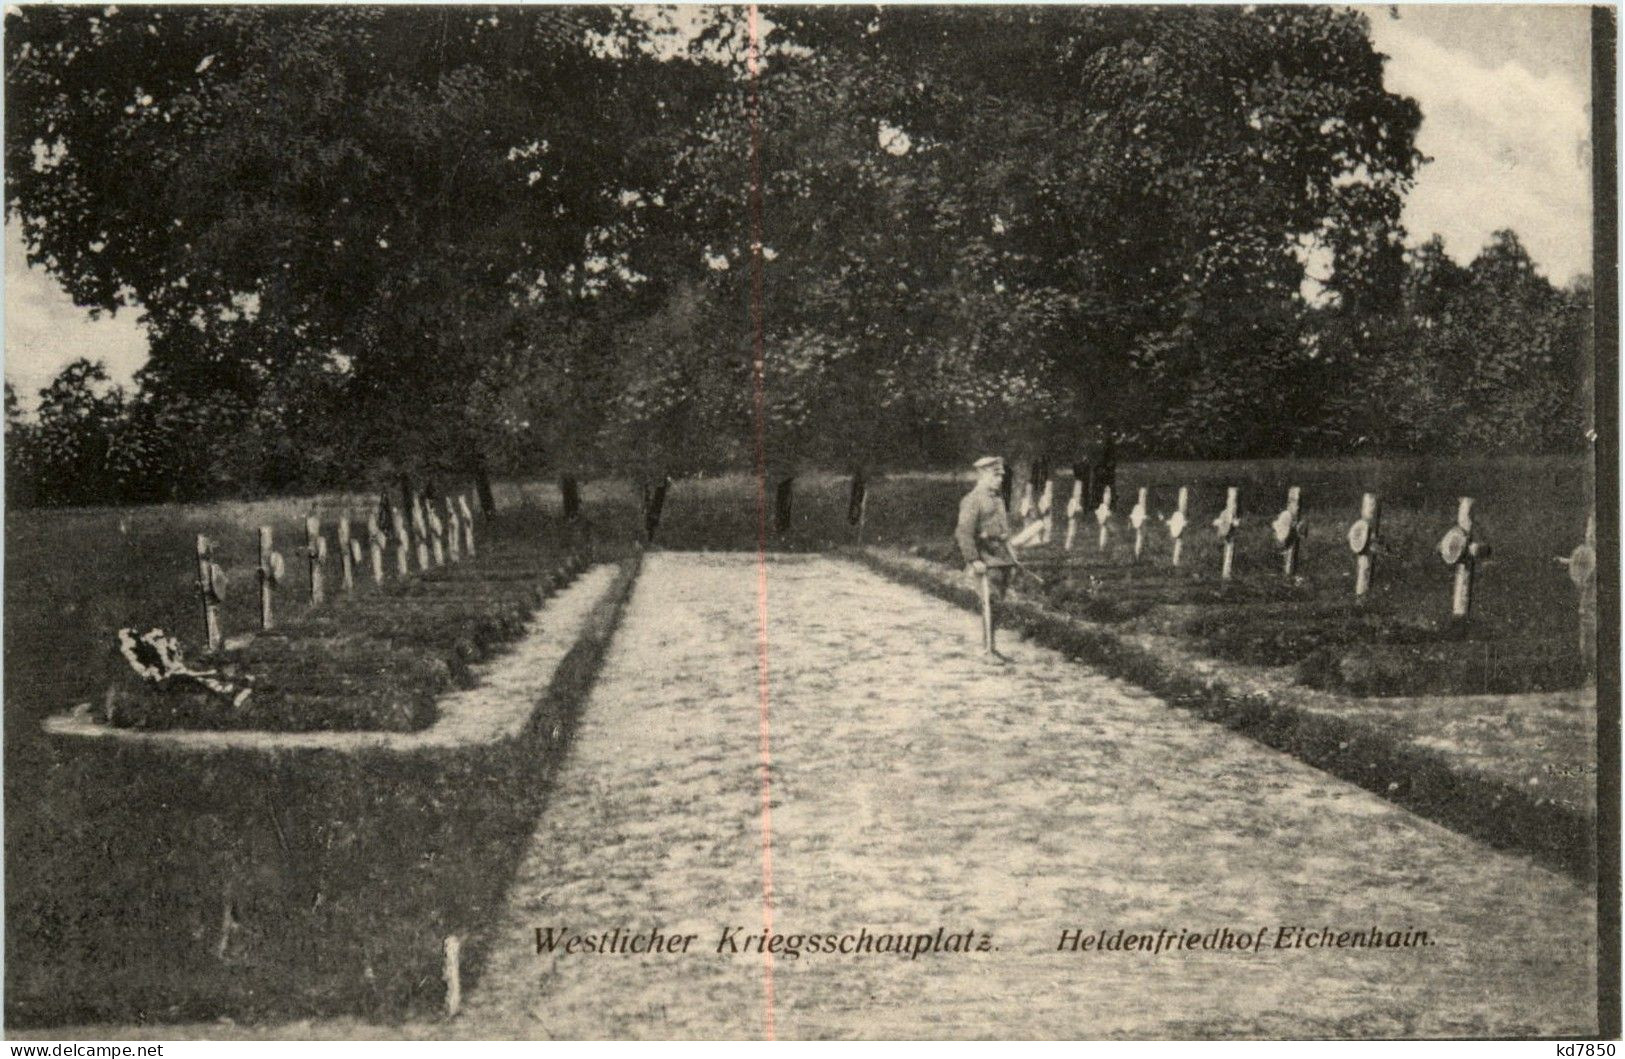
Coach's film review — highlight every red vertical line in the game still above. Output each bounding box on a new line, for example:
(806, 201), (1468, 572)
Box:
(745, 3), (777, 1042)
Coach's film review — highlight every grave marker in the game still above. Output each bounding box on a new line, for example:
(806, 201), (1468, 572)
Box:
(194, 535), (225, 651)
(1064, 479), (1084, 551)
(1558, 511), (1598, 675)
(306, 516), (327, 604)
(257, 527), (284, 630)
(1129, 487), (1149, 561)
(1438, 497), (1489, 623)
(458, 494), (477, 557)
(411, 494), (431, 571)
(367, 509), (387, 585)
(389, 499), (412, 577)
(1213, 487), (1240, 581)
(445, 497), (462, 562)
(1273, 486), (1304, 578)
(1165, 487), (1189, 567)
(337, 515), (355, 593)
(426, 505), (446, 566)
(1347, 493), (1380, 597)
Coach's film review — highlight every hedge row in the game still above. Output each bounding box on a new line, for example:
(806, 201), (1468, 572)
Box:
(8, 549), (641, 1028)
(855, 547), (1595, 882)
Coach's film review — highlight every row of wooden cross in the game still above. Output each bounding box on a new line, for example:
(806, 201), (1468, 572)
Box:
(1007, 479), (1596, 643)
(190, 492), (479, 652)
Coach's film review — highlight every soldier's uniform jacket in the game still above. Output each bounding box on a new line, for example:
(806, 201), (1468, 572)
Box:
(956, 485), (1015, 567)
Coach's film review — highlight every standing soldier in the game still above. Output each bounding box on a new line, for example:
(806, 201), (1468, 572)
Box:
(956, 455), (1016, 661)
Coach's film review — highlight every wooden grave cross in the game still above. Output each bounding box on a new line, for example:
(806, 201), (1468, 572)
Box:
(388, 498), (411, 577)
(257, 526), (285, 630)
(1095, 485), (1114, 553)
(306, 515), (328, 605)
(426, 504), (447, 566)
(1347, 493), (1380, 597)
(1437, 497), (1489, 623)
(458, 495), (477, 557)
(1164, 486), (1189, 567)
(337, 515), (356, 593)
(366, 509), (387, 585)
(444, 496), (462, 562)
(194, 534), (227, 652)
(411, 494), (432, 571)
(1129, 487), (1150, 561)
(1064, 479), (1084, 552)
(1212, 487), (1240, 581)
(1556, 510), (1598, 675)
(1272, 486), (1305, 578)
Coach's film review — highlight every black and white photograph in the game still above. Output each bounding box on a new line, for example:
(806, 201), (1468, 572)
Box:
(1, 2), (1615, 1042)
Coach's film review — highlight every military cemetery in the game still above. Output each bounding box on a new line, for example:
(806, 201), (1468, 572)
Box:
(1, 3), (1610, 1043)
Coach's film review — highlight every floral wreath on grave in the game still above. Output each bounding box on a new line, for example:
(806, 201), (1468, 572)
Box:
(114, 627), (254, 709)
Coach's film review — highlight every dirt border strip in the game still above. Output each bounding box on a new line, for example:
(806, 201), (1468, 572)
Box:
(854, 547), (1597, 883)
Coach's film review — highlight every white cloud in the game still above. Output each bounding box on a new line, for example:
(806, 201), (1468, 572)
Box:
(1368, 10), (1591, 283)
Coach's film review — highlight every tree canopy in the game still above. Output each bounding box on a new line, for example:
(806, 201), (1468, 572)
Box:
(4, 4), (1590, 509)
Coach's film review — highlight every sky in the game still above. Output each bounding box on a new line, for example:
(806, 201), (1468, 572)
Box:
(1, 3), (1600, 408)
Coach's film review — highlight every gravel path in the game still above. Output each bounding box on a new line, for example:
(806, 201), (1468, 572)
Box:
(460, 552), (1595, 1040)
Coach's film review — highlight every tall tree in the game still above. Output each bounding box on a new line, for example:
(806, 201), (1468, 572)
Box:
(666, 5), (1423, 468)
(5, 6), (703, 488)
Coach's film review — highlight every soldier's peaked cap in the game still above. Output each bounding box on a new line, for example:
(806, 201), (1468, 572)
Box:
(973, 456), (1004, 471)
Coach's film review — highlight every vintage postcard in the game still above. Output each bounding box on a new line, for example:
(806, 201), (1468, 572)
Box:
(2, 2), (1614, 1043)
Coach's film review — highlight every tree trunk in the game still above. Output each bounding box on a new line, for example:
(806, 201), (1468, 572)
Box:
(642, 477), (670, 543)
(1072, 460), (1096, 509)
(1098, 437), (1118, 502)
(998, 463), (1014, 512)
(846, 471), (867, 526)
(473, 455), (496, 517)
(1031, 455), (1051, 490)
(398, 473), (415, 519)
(560, 476), (581, 521)
(774, 476), (795, 534)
